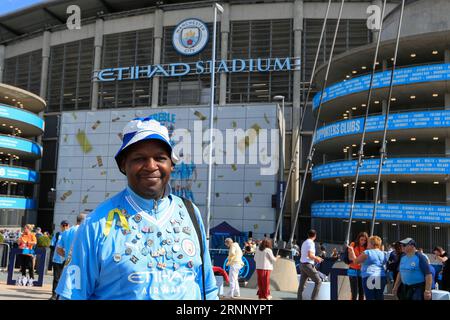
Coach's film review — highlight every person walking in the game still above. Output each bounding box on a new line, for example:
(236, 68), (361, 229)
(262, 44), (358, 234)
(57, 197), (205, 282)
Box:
(49, 220), (70, 300)
(254, 238), (280, 300)
(297, 230), (323, 300)
(17, 224), (37, 286)
(56, 118), (217, 300)
(347, 232), (368, 300)
(348, 235), (387, 300)
(392, 238), (432, 300)
(57, 214), (86, 261)
(225, 237), (244, 298)
(433, 246), (449, 291)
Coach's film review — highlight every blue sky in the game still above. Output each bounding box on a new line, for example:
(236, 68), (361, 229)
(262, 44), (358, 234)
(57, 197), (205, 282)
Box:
(0, 0), (46, 17)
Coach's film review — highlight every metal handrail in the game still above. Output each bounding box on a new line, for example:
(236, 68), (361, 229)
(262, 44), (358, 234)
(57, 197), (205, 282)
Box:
(0, 242), (10, 271)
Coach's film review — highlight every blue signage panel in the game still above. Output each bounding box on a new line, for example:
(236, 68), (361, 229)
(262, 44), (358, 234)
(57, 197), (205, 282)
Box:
(314, 110), (450, 144)
(0, 196), (36, 209)
(0, 135), (42, 157)
(0, 104), (44, 131)
(312, 202), (450, 224)
(0, 166), (38, 183)
(313, 63), (450, 109)
(312, 158), (450, 181)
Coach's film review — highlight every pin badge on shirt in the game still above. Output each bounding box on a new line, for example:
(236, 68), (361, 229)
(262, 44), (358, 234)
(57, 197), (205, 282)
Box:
(187, 260), (194, 268)
(130, 255), (139, 264)
(147, 239), (154, 247)
(182, 227), (191, 235)
(136, 233), (143, 239)
(141, 247), (149, 256)
(125, 247), (132, 255)
(173, 263), (179, 270)
(157, 231), (162, 237)
(134, 214), (142, 223)
(113, 253), (122, 263)
(182, 239), (196, 257)
(172, 244), (181, 253)
(151, 250), (160, 258)
(166, 227), (172, 233)
(173, 227), (180, 233)
(157, 262), (166, 270)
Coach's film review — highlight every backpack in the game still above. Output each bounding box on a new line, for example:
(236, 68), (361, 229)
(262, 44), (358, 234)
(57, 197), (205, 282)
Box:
(181, 197), (206, 301)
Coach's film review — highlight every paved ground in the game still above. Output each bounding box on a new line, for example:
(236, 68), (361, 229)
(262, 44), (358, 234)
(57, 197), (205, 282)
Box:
(0, 271), (53, 300)
(0, 270), (297, 300)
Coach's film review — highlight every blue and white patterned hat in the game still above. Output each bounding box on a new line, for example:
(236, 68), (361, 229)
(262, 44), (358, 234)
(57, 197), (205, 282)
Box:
(115, 117), (179, 174)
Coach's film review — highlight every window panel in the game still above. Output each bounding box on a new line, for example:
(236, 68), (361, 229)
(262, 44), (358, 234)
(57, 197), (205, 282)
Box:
(100, 29), (154, 109)
(228, 19), (293, 104)
(47, 39), (94, 112)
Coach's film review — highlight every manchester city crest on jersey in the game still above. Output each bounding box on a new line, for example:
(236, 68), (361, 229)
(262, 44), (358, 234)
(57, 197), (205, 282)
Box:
(172, 18), (209, 56)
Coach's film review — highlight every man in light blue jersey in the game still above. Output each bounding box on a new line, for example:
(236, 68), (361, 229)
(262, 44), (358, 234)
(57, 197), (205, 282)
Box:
(56, 118), (218, 300)
(49, 220), (70, 300)
(392, 238), (432, 300)
(57, 214), (86, 261)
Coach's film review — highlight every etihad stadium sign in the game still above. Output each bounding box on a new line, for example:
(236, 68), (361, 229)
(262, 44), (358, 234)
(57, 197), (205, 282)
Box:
(96, 57), (300, 82)
(96, 18), (300, 82)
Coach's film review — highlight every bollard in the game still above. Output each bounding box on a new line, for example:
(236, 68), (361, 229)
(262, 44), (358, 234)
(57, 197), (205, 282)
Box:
(0, 243), (10, 272)
(330, 260), (349, 300)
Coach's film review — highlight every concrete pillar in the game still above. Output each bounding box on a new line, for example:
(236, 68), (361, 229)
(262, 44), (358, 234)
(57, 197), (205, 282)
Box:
(91, 18), (104, 111)
(445, 50), (450, 205)
(219, 3), (230, 106)
(32, 30), (51, 225)
(0, 45), (5, 82)
(40, 31), (51, 99)
(371, 0), (383, 44)
(151, 9), (164, 108)
(291, 0), (303, 238)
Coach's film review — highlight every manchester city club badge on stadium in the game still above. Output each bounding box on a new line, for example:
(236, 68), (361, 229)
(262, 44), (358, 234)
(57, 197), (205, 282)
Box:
(172, 18), (209, 56)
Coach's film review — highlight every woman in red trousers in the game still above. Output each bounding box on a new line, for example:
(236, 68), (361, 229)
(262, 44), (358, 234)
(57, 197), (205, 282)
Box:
(254, 238), (280, 300)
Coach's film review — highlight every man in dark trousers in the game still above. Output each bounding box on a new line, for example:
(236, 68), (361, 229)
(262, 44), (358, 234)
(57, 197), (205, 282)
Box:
(297, 229), (323, 300)
(49, 220), (70, 300)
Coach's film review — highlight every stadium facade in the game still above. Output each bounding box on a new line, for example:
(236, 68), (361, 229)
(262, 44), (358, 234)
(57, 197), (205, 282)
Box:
(0, 0), (420, 243)
(311, 0), (450, 251)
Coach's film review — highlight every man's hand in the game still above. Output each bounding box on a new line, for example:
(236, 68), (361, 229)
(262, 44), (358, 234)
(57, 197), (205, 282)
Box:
(424, 290), (432, 300)
(315, 256), (323, 264)
(392, 287), (398, 297)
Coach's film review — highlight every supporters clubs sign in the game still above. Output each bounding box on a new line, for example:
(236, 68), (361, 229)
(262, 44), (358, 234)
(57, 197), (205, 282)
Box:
(96, 18), (300, 82)
(314, 110), (450, 144)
